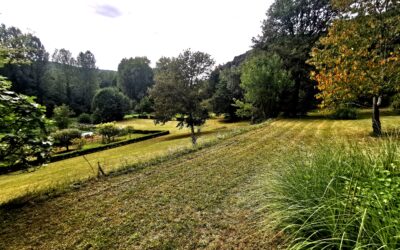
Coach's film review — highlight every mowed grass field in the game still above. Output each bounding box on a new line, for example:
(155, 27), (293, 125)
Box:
(0, 113), (399, 249)
(0, 118), (248, 205)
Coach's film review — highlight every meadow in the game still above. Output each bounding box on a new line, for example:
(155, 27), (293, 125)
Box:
(0, 118), (248, 205)
(0, 112), (399, 249)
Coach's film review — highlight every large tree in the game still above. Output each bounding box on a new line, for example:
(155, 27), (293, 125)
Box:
(150, 50), (214, 145)
(76, 50), (98, 113)
(309, 0), (400, 135)
(253, 0), (337, 116)
(238, 52), (293, 121)
(211, 66), (243, 120)
(51, 48), (77, 106)
(91, 87), (131, 124)
(117, 57), (154, 101)
(0, 24), (49, 103)
(0, 47), (51, 171)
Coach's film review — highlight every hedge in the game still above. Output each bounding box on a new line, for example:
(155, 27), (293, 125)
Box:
(50, 130), (169, 163)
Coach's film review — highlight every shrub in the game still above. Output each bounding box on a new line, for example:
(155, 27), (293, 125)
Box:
(71, 138), (86, 150)
(51, 129), (81, 151)
(97, 122), (120, 144)
(78, 113), (92, 124)
(53, 104), (74, 129)
(119, 125), (135, 136)
(331, 104), (357, 119)
(267, 141), (400, 249)
(75, 123), (96, 132)
(91, 87), (131, 124)
(391, 94), (400, 114)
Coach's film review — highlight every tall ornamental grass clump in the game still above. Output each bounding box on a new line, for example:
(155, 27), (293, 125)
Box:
(267, 140), (400, 249)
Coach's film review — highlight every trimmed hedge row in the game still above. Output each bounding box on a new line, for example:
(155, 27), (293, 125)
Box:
(50, 130), (169, 163)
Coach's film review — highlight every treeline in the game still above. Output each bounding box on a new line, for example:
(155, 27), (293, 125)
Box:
(1, 0), (399, 128)
(0, 0), (338, 124)
(0, 24), (154, 119)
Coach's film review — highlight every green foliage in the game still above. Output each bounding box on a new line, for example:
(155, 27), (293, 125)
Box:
(239, 52), (292, 120)
(0, 24), (49, 104)
(52, 104), (74, 129)
(253, 0), (337, 115)
(51, 129), (81, 151)
(71, 138), (86, 150)
(97, 122), (120, 144)
(211, 67), (243, 120)
(119, 125), (135, 137)
(150, 49), (214, 145)
(233, 99), (254, 119)
(91, 87), (131, 124)
(267, 141), (400, 249)
(77, 113), (92, 124)
(391, 94), (400, 114)
(117, 57), (154, 101)
(76, 50), (98, 113)
(135, 96), (154, 114)
(331, 104), (358, 120)
(0, 77), (52, 170)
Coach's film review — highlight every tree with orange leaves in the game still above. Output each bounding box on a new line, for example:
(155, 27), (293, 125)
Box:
(309, 0), (400, 135)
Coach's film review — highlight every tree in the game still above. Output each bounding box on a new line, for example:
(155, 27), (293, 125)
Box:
(150, 49), (215, 145)
(308, 0), (400, 135)
(52, 104), (74, 129)
(253, 0), (337, 116)
(51, 48), (77, 106)
(117, 57), (154, 101)
(51, 128), (81, 151)
(135, 96), (154, 114)
(91, 87), (131, 123)
(76, 50), (98, 112)
(0, 24), (49, 103)
(0, 78), (52, 171)
(211, 66), (243, 120)
(97, 122), (120, 144)
(239, 53), (293, 121)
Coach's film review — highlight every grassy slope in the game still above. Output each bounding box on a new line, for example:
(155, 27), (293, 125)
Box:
(0, 119), (247, 205)
(0, 114), (399, 249)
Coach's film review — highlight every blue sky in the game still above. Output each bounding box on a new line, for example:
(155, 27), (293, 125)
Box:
(1, 0), (272, 70)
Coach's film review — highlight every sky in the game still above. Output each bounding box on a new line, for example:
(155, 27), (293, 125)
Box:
(1, 0), (272, 70)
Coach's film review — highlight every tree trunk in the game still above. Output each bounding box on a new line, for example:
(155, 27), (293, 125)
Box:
(190, 123), (197, 145)
(372, 96), (382, 136)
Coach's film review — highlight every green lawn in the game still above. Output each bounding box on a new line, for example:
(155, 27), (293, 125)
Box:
(0, 114), (399, 249)
(0, 118), (248, 205)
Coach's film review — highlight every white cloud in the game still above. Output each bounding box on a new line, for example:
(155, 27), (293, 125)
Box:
(1, 0), (272, 70)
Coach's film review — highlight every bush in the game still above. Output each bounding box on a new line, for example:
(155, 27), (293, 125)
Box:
(267, 141), (400, 249)
(53, 104), (74, 129)
(119, 125), (135, 137)
(75, 123), (96, 132)
(97, 122), (120, 144)
(51, 129), (81, 151)
(391, 94), (400, 113)
(331, 104), (357, 119)
(78, 113), (92, 124)
(71, 138), (86, 150)
(91, 87), (131, 124)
